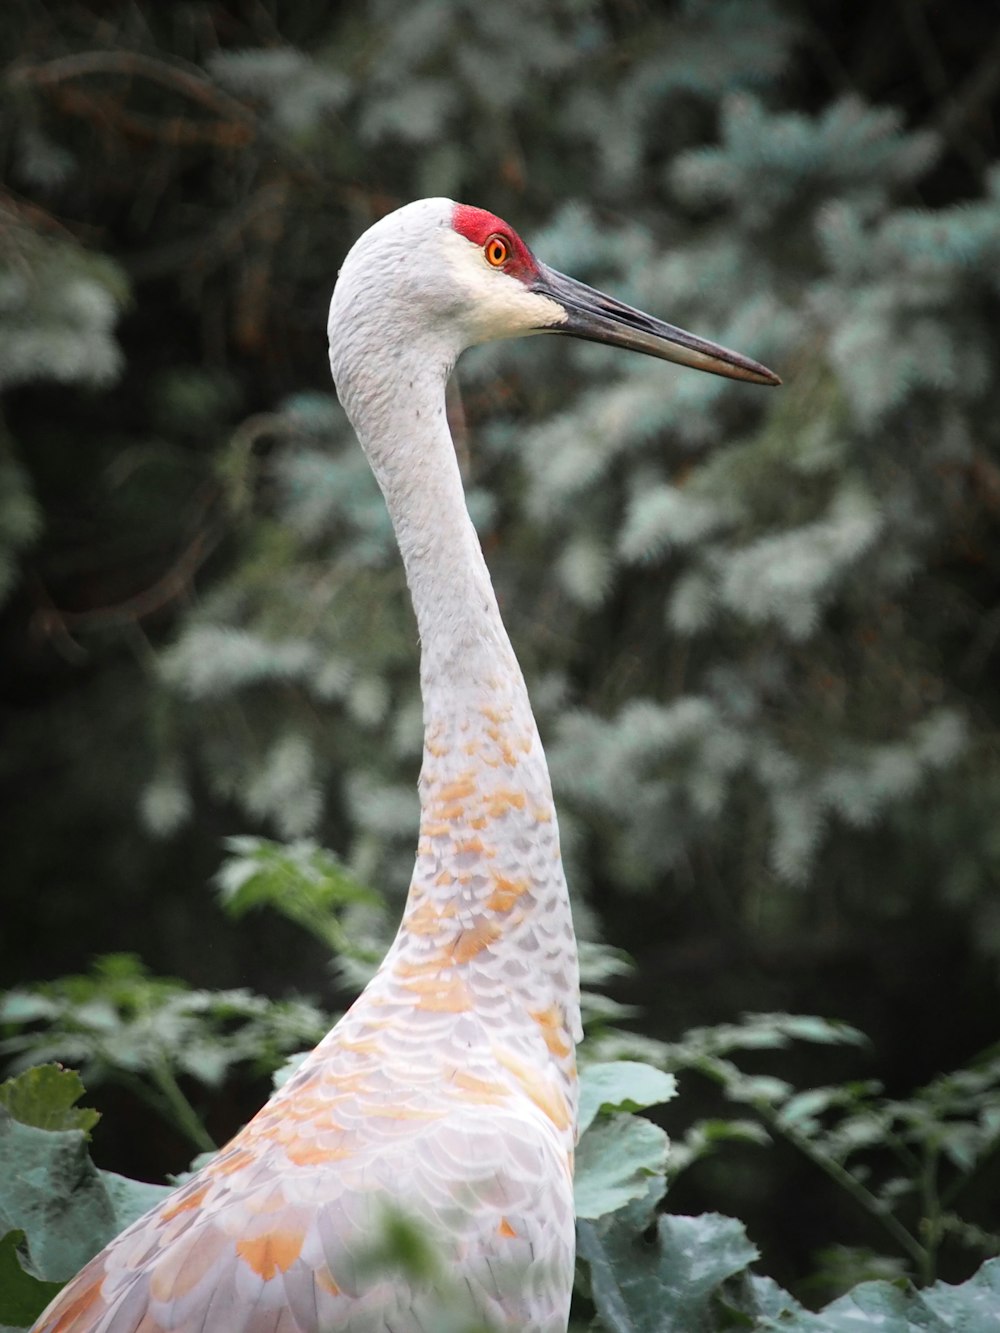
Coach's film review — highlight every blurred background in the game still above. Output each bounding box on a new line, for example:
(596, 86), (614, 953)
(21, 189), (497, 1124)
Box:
(2, 0), (999, 1303)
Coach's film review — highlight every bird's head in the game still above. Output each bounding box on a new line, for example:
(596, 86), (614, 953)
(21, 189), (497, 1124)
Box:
(329, 198), (779, 388)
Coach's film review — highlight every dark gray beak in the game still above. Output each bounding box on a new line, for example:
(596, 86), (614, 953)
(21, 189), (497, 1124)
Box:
(533, 263), (781, 387)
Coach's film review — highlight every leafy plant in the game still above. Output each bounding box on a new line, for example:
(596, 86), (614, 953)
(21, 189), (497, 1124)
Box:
(2, 923), (999, 1330)
(0, 953), (328, 1152)
(215, 834), (386, 976)
(0, 1065), (170, 1326)
(592, 1012), (1000, 1290)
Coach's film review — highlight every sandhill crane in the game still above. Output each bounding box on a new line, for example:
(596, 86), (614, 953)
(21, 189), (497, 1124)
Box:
(34, 198), (778, 1333)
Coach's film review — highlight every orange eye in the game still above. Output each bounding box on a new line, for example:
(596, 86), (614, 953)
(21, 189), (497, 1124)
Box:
(484, 234), (509, 267)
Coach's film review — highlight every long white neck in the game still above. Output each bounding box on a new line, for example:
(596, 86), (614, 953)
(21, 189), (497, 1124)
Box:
(329, 321), (581, 1104)
(367, 375), (521, 700)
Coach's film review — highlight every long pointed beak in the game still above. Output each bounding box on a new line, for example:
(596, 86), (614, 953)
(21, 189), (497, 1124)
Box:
(533, 263), (781, 387)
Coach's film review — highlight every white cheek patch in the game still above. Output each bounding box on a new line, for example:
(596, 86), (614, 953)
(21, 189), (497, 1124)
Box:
(441, 231), (566, 342)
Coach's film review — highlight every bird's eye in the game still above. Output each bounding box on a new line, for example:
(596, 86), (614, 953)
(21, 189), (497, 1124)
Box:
(484, 234), (510, 267)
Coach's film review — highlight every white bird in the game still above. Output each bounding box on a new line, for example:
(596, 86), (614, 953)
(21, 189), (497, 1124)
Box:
(33, 198), (778, 1333)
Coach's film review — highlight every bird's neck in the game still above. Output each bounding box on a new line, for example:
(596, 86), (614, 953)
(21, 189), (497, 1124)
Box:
(346, 358), (526, 703)
(338, 355), (581, 1093)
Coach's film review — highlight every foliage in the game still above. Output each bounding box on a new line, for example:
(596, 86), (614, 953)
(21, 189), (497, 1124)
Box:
(0, 953), (328, 1152)
(590, 1013), (1000, 1293)
(574, 1061), (676, 1220)
(0, 1065), (170, 1326)
(2, 1025), (999, 1330)
(215, 834), (386, 976)
(579, 1201), (1000, 1333)
(0, 849), (997, 1327)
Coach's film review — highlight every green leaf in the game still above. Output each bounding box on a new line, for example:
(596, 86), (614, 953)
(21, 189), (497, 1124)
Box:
(766, 1014), (869, 1048)
(907, 1258), (1000, 1331)
(574, 1113), (669, 1220)
(0, 1230), (62, 1328)
(577, 1210), (759, 1332)
(215, 835), (381, 962)
(99, 1172), (171, 1233)
(668, 1117), (772, 1175)
(578, 1061), (677, 1135)
(0, 1068), (170, 1299)
(0, 1066), (99, 1135)
(0, 1102), (115, 1281)
(0, 962), (327, 1147)
(816, 1278), (952, 1330)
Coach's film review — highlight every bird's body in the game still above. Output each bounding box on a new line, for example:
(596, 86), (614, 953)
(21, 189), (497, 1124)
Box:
(34, 199), (777, 1333)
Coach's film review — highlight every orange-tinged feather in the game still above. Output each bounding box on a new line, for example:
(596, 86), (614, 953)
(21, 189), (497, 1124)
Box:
(530, 1005), (573, 1059)
(285, 1138), (354, 1166)
(431, 802), (466, 820)
(317, 1267), (342, 1297)
(338, 1035), (380, 1055)
(393, 953), (446, 979)
(494, 1046), (572, 1131)
(485, 788), (527, 818)
(447, 920), (501, 963)
(209, 1146), (256, 1177)
(236, 1230), (303, 1280)
(160, 1182), (209, 1221)
(405, 899), (446, 935)
(402, 973), (471, 1012)
(364, 1103), (443, 1120)
(455, 835), (493, 857)
(437, 776), (477, 802)
(421, 821), (451, 838)
(45, 1269), (106, 1332)
(497, 1217), (518, 1238)
(453, 1070), (510, 1104)
(486, 873), (530, 913)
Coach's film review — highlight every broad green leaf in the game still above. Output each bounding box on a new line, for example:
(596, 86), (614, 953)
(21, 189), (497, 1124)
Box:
(923, 1256), (1000, 1327)
(0, 1230), (62, 1328)
(0, 1066), (99, 1135)
(742, 1271), (807, 1320)
(0, 1101), (115, 1281)
(99, 1172), (172, 1233)
(577, 1209), (758, 1332)
(815, 1279), (951, 1331)
(745, 1260), (1000, 1331)
(574, 1113), (669, 1220)
(577, 1061), (677, 1135)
